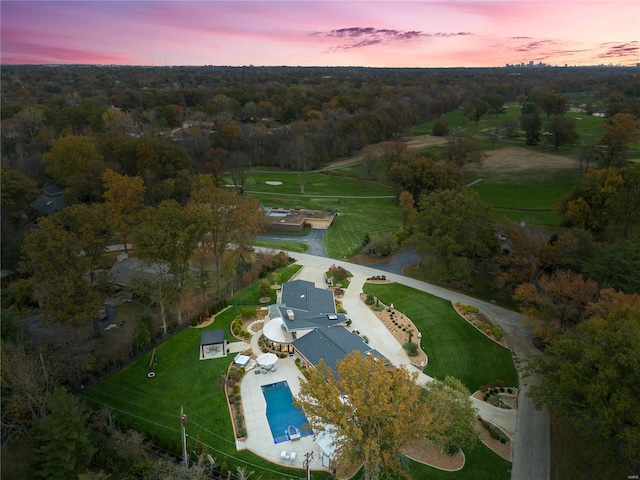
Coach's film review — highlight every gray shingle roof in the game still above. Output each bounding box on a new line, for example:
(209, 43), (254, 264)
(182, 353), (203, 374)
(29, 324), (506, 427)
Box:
(293, 327), (374, 372)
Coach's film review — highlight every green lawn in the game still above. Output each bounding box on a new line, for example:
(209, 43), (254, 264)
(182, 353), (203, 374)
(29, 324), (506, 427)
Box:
(84, 307), (315, 479)
(406, 442), (512, 480)
(471, 183), (574, 225)
(245, 170), (396, 197)
(323, 200), (401, 258)
(244, 172), (402, 259)
(363, 283), (518, 392)
(464, 169), (581, 226)
(253, 238), (309, 253)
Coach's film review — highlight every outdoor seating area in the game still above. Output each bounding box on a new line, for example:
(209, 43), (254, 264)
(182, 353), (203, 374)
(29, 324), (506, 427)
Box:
(280, 450), (297, 463)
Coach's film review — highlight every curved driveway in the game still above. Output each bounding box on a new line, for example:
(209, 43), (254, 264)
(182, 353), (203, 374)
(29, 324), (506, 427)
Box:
(282, 250), (549, 480)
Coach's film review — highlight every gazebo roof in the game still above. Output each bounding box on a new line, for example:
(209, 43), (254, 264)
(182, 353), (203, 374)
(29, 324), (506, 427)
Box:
(200, 329), (224, 346)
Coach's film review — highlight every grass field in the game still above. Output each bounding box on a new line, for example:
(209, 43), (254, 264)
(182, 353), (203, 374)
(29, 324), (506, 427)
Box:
(245, 170), (395, 197)
(84, 307), (316, 480)
(253, 238), (309, 253)
(471, 183), (572, 225)
(362, 282), (518, 392)
(243, 171), (402, 259)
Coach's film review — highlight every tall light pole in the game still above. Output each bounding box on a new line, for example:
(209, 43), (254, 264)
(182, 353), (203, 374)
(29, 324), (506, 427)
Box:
(303, 451), (314, 480)
(180, 406), (188, 468)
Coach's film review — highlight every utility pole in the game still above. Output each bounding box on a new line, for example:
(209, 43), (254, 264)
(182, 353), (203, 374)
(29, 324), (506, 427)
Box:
(303, 451), (314, 480)
(180, 406), (188, 468)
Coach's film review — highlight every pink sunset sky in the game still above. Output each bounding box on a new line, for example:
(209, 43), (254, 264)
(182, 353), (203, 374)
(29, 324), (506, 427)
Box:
(1, 1), (638, 67)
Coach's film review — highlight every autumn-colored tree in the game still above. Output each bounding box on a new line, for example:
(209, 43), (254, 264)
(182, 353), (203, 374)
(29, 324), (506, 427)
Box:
(431, 118), (450, 136)
(525, 290), (640, 472)
(398, 190), (415, 228)
(42, 134), (105, 199)
(412, 189), (497, 282)
(543, 115), (579, 151)
(421, 376), (478, 454)
(19, 214), (103, 327)
(600, 113), (639, 167)
(443, 130), (486, 168)
(495, 220), (592, 291)
(296, 352), (433, 480)
(378, 141), (408, 173)
(58, 203), (111, 283)
(102, 168), (147, 252)
(189, 184), (266, 297)
(258, 279), (271, 297)
(514, 269), (599, 343)
(388, 156), (462, 200)
(134, 200), (204, 326)
(556, 165), (640, 239)
(101, 108), (135, 135)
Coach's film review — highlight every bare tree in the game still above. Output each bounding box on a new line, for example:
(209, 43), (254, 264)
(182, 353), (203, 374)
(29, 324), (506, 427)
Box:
(227, 151), (249, 196)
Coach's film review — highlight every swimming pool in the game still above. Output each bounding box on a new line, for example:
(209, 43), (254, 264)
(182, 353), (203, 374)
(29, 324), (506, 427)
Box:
(261, 381), (312, 444)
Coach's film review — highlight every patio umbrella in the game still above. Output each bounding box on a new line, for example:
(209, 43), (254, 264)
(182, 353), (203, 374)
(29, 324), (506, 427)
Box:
(256, 352), (278, 369)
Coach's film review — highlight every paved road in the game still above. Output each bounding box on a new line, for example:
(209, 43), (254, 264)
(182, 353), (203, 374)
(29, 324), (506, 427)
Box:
(258, 228), (328, 257)
(279, 250), (549, 480)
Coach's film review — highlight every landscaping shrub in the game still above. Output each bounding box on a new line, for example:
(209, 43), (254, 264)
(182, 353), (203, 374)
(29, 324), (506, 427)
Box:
(241, 308), (255, 319)
(446, 442), (460, 455)
(403, 341), (419, 356)
(329, 265), (349, 281)
(258, 279), (271, 297)
(491, 326), (504, 340)
(365, 294), (375, 305)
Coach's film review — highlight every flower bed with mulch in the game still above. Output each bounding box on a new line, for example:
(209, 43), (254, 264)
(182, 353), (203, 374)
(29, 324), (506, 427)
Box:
(473, 417), (512, 461)
(452, 302), (508, 348)
(362, 295), (428, 368)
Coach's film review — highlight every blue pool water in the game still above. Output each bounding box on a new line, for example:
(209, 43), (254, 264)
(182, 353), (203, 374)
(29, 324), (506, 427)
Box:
(261, 381), (312, 444)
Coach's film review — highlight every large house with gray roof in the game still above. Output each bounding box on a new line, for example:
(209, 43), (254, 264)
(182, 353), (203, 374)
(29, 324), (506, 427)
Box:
(262, 279), (385, 371)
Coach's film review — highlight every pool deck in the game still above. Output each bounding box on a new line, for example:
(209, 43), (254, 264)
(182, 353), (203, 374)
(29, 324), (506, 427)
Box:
(239, 357), (328, 471)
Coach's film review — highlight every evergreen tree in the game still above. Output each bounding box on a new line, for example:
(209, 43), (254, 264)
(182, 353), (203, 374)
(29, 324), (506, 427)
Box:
(30, 387), (96, 480)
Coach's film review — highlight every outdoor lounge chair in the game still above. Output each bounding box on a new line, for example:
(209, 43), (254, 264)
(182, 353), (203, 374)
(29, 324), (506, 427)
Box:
(281, 450), (288, 460)
(289, 452), (296, 462)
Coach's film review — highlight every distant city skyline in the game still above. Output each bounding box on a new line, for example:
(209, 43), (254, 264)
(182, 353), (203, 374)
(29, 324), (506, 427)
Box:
(1, 1), (638, 68)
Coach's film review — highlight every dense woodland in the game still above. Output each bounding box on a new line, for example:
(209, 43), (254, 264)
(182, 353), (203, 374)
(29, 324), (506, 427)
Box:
(1, 65), (640, 479)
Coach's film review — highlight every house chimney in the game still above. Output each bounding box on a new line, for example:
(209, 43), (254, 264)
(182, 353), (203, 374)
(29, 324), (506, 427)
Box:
(286, 309), (295, 321)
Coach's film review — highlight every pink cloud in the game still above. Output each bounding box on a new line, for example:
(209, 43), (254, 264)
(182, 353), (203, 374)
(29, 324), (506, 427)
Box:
(1, 1), (638, 67)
